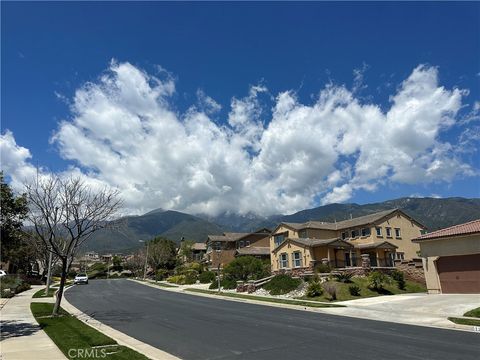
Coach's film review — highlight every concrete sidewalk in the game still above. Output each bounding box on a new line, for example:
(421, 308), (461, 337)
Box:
(319, 293), (480, 330)
(0, 285), (66, 360)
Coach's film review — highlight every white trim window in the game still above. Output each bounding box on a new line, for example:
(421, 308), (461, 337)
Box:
(361, 228), (371, 237)
(376, 227), (382, 236)
(279, 253), (289, 268)
(394, 252), (405, 261)
(386, 227), (392, 237)
(351, 229), (359, 238)
(341, 231), (348, 240)
(293, 252), (302, 268)
(395, 228), (401, 238)
(274, 234), (285, 247)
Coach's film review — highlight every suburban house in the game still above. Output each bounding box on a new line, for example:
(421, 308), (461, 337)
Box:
(177, 242), (207, 263)
(270, 209), (425, 272)
(413, 219), (480, 294)
(205, 229), (271, 269)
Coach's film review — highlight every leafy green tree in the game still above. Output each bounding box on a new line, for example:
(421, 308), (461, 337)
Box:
(147, 237), (177, 272)
(0, 172), (29, 271)
(223, 256), (268, 282)
(112, 255), (123, 271)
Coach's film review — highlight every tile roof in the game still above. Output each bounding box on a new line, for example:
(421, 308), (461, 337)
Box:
(413, 219), (480, 241)
(191, 243), (207, 251)
(207, 232), (269, 242)
(236, 247), (271, 256)
(282, 209), (399, 231)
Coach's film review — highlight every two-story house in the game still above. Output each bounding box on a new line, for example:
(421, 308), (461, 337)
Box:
(270, 209), (425, 272)
(205, 229), (271, 269)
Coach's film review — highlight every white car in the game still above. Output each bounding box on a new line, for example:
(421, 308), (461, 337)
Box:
(74, 273), (89, 284)
(0, 270), (7, 277)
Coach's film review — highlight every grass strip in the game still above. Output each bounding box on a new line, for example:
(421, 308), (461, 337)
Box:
(463, 307), (480, 318)
(448, 317), (480, 326)
(31, 303), (150, 360)
(32, 288), (57, 298)
(184, 288), (344, 308)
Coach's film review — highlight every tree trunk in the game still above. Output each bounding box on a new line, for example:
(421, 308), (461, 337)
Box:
(52, 257), (68, 316)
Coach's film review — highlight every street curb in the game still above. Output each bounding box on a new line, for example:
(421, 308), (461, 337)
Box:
(130, 279), (478, 333)
(62, 286), (181, 360)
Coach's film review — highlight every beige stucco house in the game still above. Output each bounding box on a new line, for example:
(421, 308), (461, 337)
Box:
(270, 209), (425, 272)
(413, 219), (480, 294)
(205, 229), (271, 269)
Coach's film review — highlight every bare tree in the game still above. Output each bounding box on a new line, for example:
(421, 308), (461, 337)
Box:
(25, 175), (122, 315)
(124, 251), (146, 278)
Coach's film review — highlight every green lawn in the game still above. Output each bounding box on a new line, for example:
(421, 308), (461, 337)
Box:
(32, 288), (57, 298)
(184, 288), (343, 308)
(298, 277), (426, 302)
(463, 307), (480, 318)
(31, 303), (150, 360)
(448, 317), (480, 327)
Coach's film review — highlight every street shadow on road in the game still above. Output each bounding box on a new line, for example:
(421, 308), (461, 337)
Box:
(0, 320), (40, 340)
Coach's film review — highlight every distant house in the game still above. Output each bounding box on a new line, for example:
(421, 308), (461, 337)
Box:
(191, 242), (207, 262)
(413, 219), (480, 294)
(205, 229), (271, 269)
(270, 209), (425, 273)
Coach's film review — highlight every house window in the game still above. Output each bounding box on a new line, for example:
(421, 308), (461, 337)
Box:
(395, 252), (405, 261)
(239, 240), (245, 248)
(386, 227), (392, 237)
(341, 231), (348, 240)
(351, 229), (359, 238)
(245, 240), (250, 246)
(279, 253), (289, 268)
(213, 242), (221, 251)
(361, 228), (371, 237)
(293, 252), (302, 268)
(376, 227), (382, 236)
(395, 228), (401, 238)
(298, 230), (307, 238)
(274, 234), (285, 247)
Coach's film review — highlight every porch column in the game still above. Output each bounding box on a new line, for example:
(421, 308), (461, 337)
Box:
(327, 248), (331, 267)
(349, 250), (353, 267)
(375, 250), (380, 267)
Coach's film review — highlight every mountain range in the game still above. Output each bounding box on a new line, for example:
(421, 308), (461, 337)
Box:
(83, 197), (480, 254)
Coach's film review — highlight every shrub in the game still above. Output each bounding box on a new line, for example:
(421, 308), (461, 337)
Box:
(348, 284), (361, 296)
(198, 271), (216, 284)
(306, 281), (323, 298)
(209, 277), (237, 290)
(315, 263), (331, 273)
(368, 271), (392, 291)
(184, 272), (198, 285)
(167, 275), (186, 284)
(323, 282), (337, 301)
(0, 275), (31, 297)
(155, 269), (169, 281)
(263, 275), (302, 295)
(390, 270), (406, 290)
(223, 256), (268, 282)
(335, 272), (353, 283)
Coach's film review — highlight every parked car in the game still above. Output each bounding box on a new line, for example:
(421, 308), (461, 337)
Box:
(0, 270), (7, 277)
(74, 273), (89, 285)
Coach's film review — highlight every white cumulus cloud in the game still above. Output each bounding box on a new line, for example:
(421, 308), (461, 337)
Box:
(1, 62), (477, 216)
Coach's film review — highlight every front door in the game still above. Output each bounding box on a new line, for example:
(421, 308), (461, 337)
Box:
(344, 252), (351, 267)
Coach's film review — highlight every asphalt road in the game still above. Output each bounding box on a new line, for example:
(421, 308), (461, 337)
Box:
(65, 279), (480, 360)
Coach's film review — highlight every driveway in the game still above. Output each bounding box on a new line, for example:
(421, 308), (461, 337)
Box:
(65, 279), (480, 360)
(322, 293), (480, 328)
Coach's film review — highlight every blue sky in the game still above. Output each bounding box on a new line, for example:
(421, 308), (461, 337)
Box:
(1, 2), (479, 216)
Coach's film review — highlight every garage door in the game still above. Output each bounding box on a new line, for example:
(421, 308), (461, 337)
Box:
(437, 254), (480, 294)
